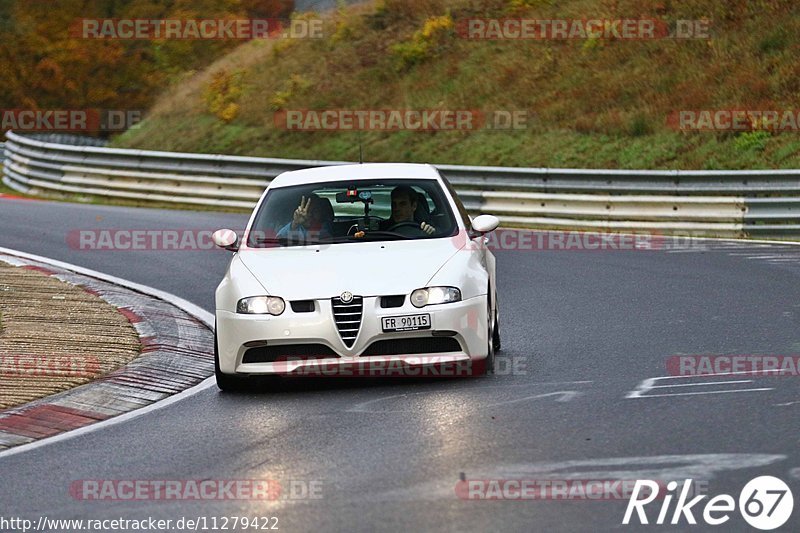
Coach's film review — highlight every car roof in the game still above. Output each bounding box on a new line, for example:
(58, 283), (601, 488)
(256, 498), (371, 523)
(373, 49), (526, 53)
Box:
(269, 163), (441, 188)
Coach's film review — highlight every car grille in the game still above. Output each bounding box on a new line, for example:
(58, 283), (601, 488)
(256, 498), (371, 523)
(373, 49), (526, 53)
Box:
(361, 337), (462, 356)
(242, 344), (337, 364)
(332, 295), (363, 348)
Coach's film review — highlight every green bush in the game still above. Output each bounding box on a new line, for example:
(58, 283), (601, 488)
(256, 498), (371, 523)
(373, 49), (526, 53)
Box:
(734, 130), (771, 152)
(391, 14), (454, 70)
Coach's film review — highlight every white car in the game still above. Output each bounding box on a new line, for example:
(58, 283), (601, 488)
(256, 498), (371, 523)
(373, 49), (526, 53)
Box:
(212, 163), (501, 390)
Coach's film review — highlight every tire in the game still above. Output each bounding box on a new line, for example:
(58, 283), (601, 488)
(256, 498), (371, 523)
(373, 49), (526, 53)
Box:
(482, 293), (496, 376)
(492, 297), (501, 353)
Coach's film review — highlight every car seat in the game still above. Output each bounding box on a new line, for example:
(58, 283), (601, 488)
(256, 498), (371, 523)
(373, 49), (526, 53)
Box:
(414, 192), (431, 223)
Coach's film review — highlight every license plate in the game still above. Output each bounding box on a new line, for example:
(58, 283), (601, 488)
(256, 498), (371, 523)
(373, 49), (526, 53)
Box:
(381, 314), (431, 332)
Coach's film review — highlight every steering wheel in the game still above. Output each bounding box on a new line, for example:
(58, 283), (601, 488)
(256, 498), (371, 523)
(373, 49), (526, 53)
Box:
(385, 221), (427, 238)
(386, 221), (422, 232)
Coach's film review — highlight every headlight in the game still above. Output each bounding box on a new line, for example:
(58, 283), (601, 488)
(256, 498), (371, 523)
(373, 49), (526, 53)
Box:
(237, 296), (286, 315)
(410, 287), (461, 308)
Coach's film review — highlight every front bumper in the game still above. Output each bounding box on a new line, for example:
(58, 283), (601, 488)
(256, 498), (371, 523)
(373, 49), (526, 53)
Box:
(215, 295), (488, 376)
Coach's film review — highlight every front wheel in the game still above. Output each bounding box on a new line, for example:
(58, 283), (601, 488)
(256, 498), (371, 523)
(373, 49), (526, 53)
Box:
(492, 302), (501, 352)
(481, 295), (496, 376)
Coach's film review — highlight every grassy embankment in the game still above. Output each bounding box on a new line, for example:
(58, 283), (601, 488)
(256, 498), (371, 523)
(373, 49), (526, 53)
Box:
(113, 0), (800, 170)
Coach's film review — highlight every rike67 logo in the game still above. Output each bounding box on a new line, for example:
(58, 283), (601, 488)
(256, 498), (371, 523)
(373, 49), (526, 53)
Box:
(623, 476), (793, 530)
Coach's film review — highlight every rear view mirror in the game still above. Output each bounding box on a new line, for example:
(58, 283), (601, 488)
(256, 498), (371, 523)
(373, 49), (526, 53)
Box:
(336, 189), (373, 203)
(471, 214), (500, 235)
(212, 229), (239, 251)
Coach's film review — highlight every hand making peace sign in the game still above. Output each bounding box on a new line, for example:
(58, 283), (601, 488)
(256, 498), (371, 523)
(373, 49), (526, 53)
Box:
(291, 195), (312, 229)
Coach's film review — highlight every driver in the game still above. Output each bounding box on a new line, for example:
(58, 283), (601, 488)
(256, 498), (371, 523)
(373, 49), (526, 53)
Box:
(379, 185), (436, 235)
(277, 194), (334, 242)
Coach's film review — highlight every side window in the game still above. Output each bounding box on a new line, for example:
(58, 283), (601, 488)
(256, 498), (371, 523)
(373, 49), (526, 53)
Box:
(440, 173), (472, 228)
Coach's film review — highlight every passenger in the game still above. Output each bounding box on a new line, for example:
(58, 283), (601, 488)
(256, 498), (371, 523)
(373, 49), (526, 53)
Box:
(277, 194), (334, 242)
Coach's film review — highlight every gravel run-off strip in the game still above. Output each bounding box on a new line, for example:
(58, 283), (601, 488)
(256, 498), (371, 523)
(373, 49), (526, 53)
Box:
(0, 253), (214, 450)
(0, 261), (141, 409)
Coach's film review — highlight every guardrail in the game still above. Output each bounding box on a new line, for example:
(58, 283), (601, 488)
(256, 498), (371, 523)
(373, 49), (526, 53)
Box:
(25, 133), (109, 147)
(4, 130), (800, 238)
(2, 134), (105, 167)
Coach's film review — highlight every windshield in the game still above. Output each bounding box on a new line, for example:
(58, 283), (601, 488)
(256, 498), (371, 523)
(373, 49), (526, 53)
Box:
(246, 179), (458, 247)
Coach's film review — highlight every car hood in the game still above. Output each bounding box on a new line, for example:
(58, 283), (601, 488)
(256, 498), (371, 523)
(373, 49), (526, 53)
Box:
(238, 239), (462, 300)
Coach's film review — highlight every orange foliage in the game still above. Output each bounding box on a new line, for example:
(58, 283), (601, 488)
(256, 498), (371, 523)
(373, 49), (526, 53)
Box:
(0, 0), (294, 134)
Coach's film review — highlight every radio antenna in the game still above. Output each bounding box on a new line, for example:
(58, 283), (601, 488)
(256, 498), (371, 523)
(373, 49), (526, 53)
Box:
(358, 131), (364, 164)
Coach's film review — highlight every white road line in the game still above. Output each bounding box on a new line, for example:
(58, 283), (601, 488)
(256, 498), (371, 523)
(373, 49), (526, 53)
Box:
(728, 251), (796, 255)
(527, 380), (593, 385)
(631, 388), (773, 398)
(484, 391), (581, 407)
(347, 383), (592, 413)
(649, 380), (754, 389)
(626, 373), (777, 399)
(742, 255), (800, 260)
(0, 376), (215, 460)
(647, 370), (784, 379)
(0, 247), (216, 461)
(0, 247), (213, 327)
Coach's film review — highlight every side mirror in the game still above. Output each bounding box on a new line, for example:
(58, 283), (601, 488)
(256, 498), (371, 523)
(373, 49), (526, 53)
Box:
(212, 229), (239, 251)
(470, 214), (500, 235)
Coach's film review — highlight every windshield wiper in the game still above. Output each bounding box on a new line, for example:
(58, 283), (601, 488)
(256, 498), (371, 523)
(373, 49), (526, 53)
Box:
(251, 237), (324, 246)
(356, 231), (413, 241)
(315, 231), (412, 244)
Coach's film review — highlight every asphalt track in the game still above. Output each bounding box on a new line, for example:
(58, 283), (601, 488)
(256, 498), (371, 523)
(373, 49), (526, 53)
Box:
(1, 197), (800, 531)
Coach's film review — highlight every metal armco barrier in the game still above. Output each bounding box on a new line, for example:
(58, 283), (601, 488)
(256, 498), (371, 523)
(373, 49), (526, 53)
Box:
(4, 130), (800, 238)
(25, 133), (109, 147)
